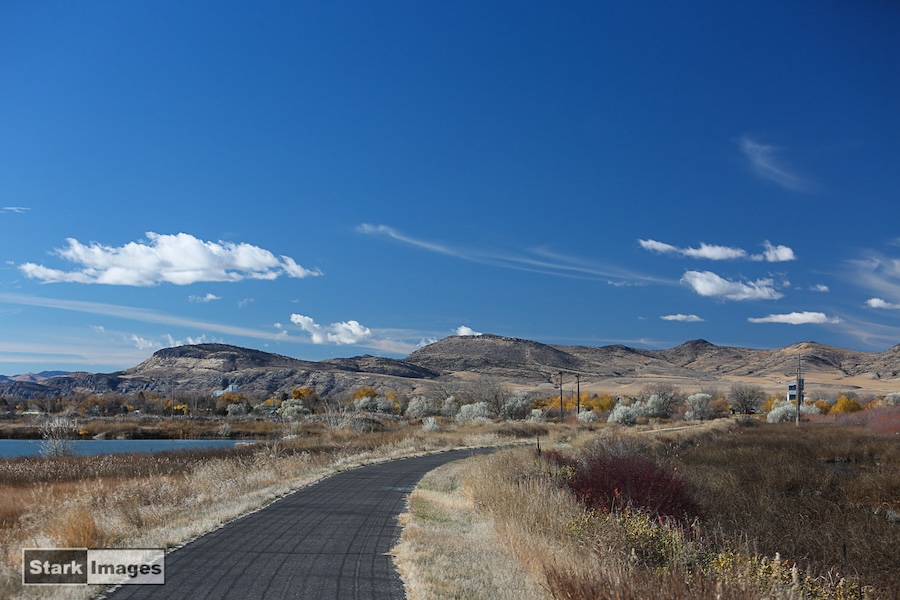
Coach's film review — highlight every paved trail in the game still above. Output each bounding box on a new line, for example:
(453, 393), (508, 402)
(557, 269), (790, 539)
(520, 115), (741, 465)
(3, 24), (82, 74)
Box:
(103, 448), (487, 600)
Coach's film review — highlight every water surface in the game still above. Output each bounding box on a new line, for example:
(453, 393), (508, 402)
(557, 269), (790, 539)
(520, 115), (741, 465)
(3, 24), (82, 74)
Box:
(0, 438), (245, 459)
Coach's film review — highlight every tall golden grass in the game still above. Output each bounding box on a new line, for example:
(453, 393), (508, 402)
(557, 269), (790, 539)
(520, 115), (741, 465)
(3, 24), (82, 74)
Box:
(457, 420), (899, 599)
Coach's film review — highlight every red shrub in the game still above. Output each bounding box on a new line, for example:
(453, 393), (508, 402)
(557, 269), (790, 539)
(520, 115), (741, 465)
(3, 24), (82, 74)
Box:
(562, 446), (701, 520)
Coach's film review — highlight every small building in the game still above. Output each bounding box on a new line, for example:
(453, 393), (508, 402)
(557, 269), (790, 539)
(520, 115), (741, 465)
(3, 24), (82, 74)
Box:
(212, 384), (239, 398)
(787, 379), (804, 403)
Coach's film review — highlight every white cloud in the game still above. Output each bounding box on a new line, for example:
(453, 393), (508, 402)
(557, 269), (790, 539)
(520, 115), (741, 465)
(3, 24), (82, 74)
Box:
(163, 333), (215, 347)
(130, 335), (162, 351)
(638, 239), (680, 255)
(2, 206), (30, 213)
(660, 314), (704, 322)
(455, 326), (482, 336)
(189, 293), (222, 303)
(681, 270), (783, 301)
(290, 313), (372, 345)
(811, 284), (830, 293)
(739, 136), (811, 192)
(682, 243), (747, 261)
(641, 238), (795, 263)
(866, 298), (900, 310)
(639, 239), (745, 260)
(19, 232), (322, 286)
(748, 311), (842, 325)
(751, 241), (796, 262)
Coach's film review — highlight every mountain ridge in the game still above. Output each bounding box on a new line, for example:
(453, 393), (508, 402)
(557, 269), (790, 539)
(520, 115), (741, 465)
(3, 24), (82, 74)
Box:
(1, 335), (898, 400)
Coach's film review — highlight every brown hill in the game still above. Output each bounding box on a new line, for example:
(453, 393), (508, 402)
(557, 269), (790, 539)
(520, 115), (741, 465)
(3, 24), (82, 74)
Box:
(1, 336), (898, 400)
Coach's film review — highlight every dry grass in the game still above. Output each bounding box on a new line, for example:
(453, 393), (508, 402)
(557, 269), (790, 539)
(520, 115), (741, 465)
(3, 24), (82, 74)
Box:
(0, 418), (566, 600)
(670, 422), (900, 598)
(433, 419), (899, 600)
(392, 459), (549, 600)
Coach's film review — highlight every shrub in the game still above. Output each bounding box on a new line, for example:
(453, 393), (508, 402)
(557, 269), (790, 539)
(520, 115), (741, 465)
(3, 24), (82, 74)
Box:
(529, 408), (545, 422)
(455, 402), (491, 423)
(638, 394), (670, 418)
(500, 391), (533, 420)
(217, 422), (232, 438)
(440, 396), (460, 418)
(684, 393), (713, 421)
(798, 401), (819, 415)
(375, 396), (395, 413)
(421, 416), (440, 432)
(555, 445), (701, 520)
(884, 392), (900, 406)
(608, 403), (637, 426)
(577, 409), (599, 423)
(405, 395), (439, 419)
(353, 396), (379, 412)
(766, 402), (796, 423)
(277, 398), (308, 421)
(831, 395), (864, 414)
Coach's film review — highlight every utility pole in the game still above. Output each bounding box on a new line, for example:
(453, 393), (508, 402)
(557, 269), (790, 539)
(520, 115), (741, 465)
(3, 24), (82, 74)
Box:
(558, 371), (564, 419)
(794, 354), (804, 427)
(575, 374), (581, 415)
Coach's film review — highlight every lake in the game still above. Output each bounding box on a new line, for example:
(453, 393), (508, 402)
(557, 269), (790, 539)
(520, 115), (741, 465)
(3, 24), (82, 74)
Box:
(0, 438), (248, 459)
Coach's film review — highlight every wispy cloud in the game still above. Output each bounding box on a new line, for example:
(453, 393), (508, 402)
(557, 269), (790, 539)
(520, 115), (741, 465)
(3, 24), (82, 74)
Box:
(360, 224), (666, 285)
(811, 284), (830, 293)
(640, 239), (746, 260)
(739, 136), (812, 192)
(20, 232), (322, 286)
(660, 314), (704, 322)
(0, 292), (297, 342)
(748, 311), (842, 325)
(639, 238), (795, 262)
(189, 293), (222, 303)
(681, 270), (783, 301)
(1, 206), (30, 214)
(846, 249), (900, 307)
(356, 224), (460, 257)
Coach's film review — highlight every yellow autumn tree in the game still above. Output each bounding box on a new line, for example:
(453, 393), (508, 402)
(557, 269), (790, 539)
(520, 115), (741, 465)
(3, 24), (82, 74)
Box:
(830, 395), (863, 414)
(353, 386), (378, 400)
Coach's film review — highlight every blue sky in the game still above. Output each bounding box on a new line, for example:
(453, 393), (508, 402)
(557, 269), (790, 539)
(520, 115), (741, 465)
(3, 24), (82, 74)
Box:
(1, 1), (899, 374)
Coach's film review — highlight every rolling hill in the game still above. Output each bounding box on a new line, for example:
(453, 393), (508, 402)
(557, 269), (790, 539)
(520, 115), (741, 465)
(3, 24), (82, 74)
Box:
(1, 335), (899, 400)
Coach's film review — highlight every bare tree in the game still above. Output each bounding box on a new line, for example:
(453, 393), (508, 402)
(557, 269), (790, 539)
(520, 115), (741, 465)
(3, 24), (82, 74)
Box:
(40, 416), (77, 457)
(466, 376), (508, 417)
(728, 382), (766, 415)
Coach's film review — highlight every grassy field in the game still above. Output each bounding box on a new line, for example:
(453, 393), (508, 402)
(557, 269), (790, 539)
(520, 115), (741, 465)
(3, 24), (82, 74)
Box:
(396, 417), (899, 599)
(0, 419), (551, 600)
(3, 413), (897, 599)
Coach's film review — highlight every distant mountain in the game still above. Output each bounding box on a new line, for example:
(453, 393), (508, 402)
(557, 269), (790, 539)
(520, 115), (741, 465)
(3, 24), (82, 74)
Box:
(7, 371), (70, 383)
(0, 336), (898, 400)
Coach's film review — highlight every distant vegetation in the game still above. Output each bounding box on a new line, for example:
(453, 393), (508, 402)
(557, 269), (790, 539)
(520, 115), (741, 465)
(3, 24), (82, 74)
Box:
(3, 378), (899, 440)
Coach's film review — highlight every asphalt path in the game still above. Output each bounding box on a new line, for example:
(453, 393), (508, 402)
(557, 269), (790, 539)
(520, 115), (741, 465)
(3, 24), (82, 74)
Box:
(101, 448), (490, 600)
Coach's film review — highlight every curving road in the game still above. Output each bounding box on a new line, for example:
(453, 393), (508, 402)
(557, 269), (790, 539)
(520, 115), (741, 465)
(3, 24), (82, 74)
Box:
(101, 448), (487, 600)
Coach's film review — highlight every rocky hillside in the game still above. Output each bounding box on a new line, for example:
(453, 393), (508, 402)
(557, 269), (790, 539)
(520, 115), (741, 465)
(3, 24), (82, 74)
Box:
(1, 335), (898, 400)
